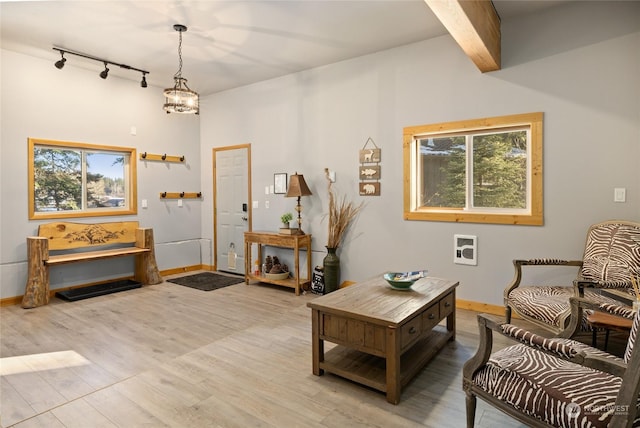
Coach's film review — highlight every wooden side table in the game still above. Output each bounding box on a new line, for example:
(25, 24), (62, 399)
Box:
(586, 311), (633, 351)
(244, 231), (312, 295)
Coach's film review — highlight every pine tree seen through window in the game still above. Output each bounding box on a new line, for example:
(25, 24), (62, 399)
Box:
(29, 138), (137, 219)
(403, 113), (542, 225)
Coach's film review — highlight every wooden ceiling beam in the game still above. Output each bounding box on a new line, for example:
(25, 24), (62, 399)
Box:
(425, 0), (501, 72)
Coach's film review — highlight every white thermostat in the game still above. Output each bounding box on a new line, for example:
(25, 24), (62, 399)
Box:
(454, 234), (477, 265)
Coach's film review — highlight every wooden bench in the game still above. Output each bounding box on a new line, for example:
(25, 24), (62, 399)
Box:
(22, 221), (162, 308)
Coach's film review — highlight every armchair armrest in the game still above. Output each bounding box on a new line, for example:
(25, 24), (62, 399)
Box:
(573, 278), (633, 299)
(462, 313), (502, 381)
(464, 309), (628, 383)
(504, 258), (582, 298)
(501, 324), (579, 359)
(561, 296), (634, 338)
(500, 323), (627, 376)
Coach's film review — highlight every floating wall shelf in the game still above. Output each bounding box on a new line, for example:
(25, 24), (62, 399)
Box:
(140, 152), (185, 162)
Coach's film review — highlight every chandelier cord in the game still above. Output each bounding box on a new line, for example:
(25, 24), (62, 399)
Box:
(174, 29), (183, 80)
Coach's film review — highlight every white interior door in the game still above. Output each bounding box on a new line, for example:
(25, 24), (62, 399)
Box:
(214, 147), (249, 274)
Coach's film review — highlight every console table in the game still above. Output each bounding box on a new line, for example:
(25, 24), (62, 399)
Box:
(308, 274), (458, 403)
(244, 231), (312, 295)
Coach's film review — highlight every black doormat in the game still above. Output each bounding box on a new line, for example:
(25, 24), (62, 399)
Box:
(167, 272), (244, 291)
(56, 279), (141, 302)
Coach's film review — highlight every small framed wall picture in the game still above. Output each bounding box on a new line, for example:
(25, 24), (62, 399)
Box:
(274, 173), (288, 194)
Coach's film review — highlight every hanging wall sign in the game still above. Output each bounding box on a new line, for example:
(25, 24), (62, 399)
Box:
(358, 137), (381, 196)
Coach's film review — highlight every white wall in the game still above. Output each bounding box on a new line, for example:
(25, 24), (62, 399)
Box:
(0, 49), (201, 299)
(200, 1), (640, 306)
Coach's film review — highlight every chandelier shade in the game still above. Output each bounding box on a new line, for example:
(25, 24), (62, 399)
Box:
(163, 77), (199, 114)
(164, 24), (199, 115)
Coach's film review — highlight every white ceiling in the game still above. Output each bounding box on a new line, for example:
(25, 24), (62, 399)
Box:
(1, 1), (565, 96)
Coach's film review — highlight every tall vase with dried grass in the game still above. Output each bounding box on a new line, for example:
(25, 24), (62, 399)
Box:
(323, 168), (364, 293)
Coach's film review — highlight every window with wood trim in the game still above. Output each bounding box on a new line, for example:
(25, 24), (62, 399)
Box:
(403, 112), (543, 225)
(28, 138), (137, 219)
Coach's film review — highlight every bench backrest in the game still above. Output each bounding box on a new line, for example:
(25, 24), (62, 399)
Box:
(38, 221), (140, 251)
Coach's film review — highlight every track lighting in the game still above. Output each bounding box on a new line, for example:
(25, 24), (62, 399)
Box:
(52, 47), (149, 88)
(54, 51), (66, 69)
(99, 62), (109, 79)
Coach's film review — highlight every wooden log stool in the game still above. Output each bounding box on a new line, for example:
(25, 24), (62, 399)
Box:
(586, 311), (633, 351)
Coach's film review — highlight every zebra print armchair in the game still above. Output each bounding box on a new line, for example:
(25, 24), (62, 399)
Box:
(504, 220), (640, 335)
(463, 297), (640, 428)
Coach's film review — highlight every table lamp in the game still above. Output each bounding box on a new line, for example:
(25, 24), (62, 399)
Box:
(285, 172), (312, 234)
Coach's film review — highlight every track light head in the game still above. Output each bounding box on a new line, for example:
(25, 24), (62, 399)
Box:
(99, 62), (109, 79)
(54, 51), (66, 69)
(141, 73), (148, 88)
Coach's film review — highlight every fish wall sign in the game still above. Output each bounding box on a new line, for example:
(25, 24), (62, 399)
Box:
(358, 137), (381, 196)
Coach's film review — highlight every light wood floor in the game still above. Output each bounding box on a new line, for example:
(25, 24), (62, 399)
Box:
(0, 273), (606, 428)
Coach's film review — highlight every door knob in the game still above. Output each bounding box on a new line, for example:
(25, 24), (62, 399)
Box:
(241, 216), (248, 221)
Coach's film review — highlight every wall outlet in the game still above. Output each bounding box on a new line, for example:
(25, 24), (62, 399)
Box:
(454, 234), (477, 265)
(614, 187), (626, 202)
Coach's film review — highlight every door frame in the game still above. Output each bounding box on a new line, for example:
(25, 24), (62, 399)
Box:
(212, 144), (252, 271)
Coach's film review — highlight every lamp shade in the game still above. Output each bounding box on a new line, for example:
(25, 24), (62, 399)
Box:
(285, 173), (312, 197)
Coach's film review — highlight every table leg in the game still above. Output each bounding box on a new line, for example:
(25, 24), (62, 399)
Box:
(306, 241), (312, 290)
(447, 289), (456, 341)
(311, 309), (324, 375)
(244, 240), (250, 285)
(294, 242), (300, 295)
(385, 326), (401, 404)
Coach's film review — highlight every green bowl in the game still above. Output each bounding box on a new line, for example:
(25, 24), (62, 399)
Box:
(383, 270), (428, 290)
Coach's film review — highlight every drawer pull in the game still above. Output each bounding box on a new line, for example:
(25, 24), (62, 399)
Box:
(428, 313), (435, 320)
(409, 326), (417, 334)
(444, 301), (451, 307)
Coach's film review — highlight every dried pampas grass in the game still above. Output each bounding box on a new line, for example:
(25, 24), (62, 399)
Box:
(325, 168), (364, 248)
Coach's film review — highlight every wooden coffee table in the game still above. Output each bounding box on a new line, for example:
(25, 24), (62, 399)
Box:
(307, 275), (458, 404)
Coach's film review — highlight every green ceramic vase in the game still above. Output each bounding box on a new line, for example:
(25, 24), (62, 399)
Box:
(323, 246), (340, 293)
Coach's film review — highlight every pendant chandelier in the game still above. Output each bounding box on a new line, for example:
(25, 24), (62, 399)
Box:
(163, 24), (199, 115)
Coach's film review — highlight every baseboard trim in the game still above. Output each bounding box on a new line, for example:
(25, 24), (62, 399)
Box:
(456, 298), (520, 319)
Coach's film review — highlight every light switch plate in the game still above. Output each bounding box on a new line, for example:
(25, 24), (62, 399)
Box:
(614, 188), (626, 202)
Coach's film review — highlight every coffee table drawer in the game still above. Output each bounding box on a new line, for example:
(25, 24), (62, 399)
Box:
(321, 313), (386, 354)
(400, 314), (423, 350)
(440, 292), (454, 317)
(422, 302), (440, 330)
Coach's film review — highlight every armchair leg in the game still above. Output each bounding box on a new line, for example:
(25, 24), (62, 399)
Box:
(505, 306), (512, 323)
(466, 392), (477, 428)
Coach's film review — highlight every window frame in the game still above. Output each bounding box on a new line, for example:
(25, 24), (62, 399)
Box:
(28, 138), (138, 220)
(403, 112), (543, 226)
